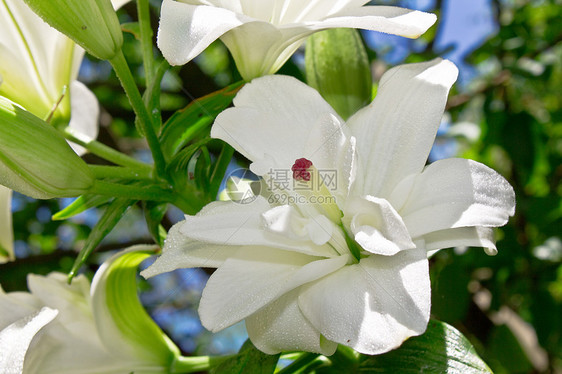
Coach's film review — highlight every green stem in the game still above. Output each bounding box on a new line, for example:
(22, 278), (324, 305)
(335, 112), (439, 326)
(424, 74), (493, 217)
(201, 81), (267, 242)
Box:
(171, 355), (233, 373)
(64, 128), (150, 170)
(109, 50), (167, 179)
(137, 0), (154, 85)
(277, 353), (321, 374)
(89, 165), (153, 180)
(91, 180), (174, 202)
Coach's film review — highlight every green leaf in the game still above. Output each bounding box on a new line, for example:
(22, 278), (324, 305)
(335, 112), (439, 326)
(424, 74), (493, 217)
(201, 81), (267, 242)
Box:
(359, 320), (492, 373)
(211, 340), (279, 374)
(160, 81), (244, 160)
(68, 198), (135, 282)
(52, 194), (112, 220)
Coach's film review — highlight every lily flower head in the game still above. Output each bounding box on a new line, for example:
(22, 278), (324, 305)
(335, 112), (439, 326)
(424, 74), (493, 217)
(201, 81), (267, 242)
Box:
(0, 0), (129, 264)
(143, 59), (515, 356)
(0, 246), (183, 373)
(158, 0), (437, 80)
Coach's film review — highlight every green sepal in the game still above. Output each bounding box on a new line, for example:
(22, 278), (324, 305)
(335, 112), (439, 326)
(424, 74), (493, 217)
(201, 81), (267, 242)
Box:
(305, 28), (372, 120)
(160, 81), (244, 160)
(23, 0), (124, 60)
(211, 340), (279, 374)
(143, 201), (168, 247)
(91, 246), (180, 366)
(52, 194), (112, 221)
(358, 320), (492, 373)
(68, 198), (135, 282)
(0, 97), (94, 199)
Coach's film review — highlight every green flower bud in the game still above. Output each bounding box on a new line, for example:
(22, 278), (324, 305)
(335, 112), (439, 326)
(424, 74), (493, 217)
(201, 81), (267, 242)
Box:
(0, 97), (94, 199)
(22, 0), (123, 60)
(305, 28), (372, 120)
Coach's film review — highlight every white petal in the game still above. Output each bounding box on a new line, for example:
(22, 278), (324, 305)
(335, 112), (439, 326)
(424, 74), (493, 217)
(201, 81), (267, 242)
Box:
(423, 227), (497, 255)
(398, 158), (516, 238)
(262, 205), (334, 246)
(246, 289), (338, 355)
(298, 247), (430, 355)
(140, 224), (236, 279)
(348, 59), (458, 198)
(67, 81), (100, 155)
(199, 248), (349, 332)
(111, 0), (131, 10)
(220, 21), (304, 79)
(157, 0), (252, 66)
(316, 6), (436, 39)
(0, 307), (58, 374)
(344, 195), (414, 255)
(212, 75), (341, 170)
(179, 196), (336, 257)
(0, 185), (13, 263)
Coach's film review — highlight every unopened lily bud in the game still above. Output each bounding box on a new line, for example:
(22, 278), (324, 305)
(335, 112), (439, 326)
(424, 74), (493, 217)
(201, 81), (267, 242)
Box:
(306, 28), (372, 120)
(0, 97), (94, 199)
(23, 0), (123, 60)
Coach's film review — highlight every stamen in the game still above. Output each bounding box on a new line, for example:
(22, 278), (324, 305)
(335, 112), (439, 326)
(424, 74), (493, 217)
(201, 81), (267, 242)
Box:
(292, 158), (313, 181)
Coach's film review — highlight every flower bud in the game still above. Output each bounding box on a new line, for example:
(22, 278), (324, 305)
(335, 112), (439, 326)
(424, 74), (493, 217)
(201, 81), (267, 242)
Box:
(305, 28), (372, 120)
(22, 0), (123, 60)
(0, 97), (94, 199)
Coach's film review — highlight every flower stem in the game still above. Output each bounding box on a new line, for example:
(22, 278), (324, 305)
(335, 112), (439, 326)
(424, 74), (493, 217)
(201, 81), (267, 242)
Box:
(64, 128), (150, 171)
(137, 0), (154, 85)
(90, 180), (174, 202)
(109, 50), (167, 180)
(170, 355), (233, 373)
(88, 165), (153, 180)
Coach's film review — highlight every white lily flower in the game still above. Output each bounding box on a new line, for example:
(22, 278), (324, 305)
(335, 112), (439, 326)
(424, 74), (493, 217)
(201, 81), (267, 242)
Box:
(0, 0), (129, 263)
(143, 59), (515, 356)
(158, 0), (437, 80)
(0, 245), (182, 374)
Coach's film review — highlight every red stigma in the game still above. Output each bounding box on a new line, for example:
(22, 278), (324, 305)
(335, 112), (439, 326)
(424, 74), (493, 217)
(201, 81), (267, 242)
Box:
(292, 158), (313, 181)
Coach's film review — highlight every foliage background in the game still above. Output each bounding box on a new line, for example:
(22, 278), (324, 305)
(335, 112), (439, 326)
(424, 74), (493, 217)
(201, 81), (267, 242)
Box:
(1, 0), (561, 372)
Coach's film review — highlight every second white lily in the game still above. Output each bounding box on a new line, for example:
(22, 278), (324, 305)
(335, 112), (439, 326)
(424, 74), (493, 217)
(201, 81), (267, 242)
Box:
(158, 0), (437, 80)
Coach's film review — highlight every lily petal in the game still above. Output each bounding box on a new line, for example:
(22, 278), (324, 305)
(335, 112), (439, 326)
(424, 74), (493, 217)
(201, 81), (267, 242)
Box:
(398, 158), (515, 238)
(315, 6), (436, 39)
(157, 0), (253, 66)
(0, 185), (13, 263)
(245, 289), (338, 356)
(0, 307), (58, 374)
(423, 227), (497, 256)
(348, 58), (458, 198)
(67, 81), (99, 156)
(179, 196), (337, 257)
(298, 247), (430, 355)
(140, 224), (236, 279)
(212, 75), (342, 172)
(199, 248), (349, 332)
(344, 195), (415, 256)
